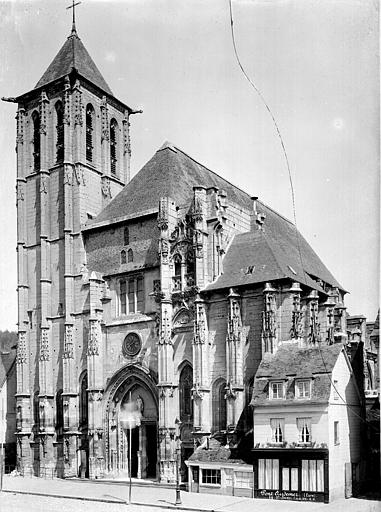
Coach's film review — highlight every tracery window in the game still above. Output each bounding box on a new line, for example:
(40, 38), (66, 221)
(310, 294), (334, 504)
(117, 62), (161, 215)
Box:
(179, 364), (193, 421)
(79, 372), (88, 430)
(55, 101), (64, 163)
(32, 111), (40, 171)
(110, 118), (118, 176)
(86, 104), (94, 162)
(212, 378), (227, 433)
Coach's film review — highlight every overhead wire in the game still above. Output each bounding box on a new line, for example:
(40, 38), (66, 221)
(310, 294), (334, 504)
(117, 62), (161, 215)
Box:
(228, 0), (378, 432)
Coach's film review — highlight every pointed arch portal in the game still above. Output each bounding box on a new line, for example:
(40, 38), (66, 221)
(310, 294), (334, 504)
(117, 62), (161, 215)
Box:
(104, 364), (158, 479)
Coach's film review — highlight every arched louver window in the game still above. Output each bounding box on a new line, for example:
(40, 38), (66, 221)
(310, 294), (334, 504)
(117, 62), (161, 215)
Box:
(86, 104), (94, 162)
(32, 111), (40, 171)
(127, 248), (133, 263)
(179, 364), (193, 421)
(55, 102), (64, 163)
(110, 119), (118, 176)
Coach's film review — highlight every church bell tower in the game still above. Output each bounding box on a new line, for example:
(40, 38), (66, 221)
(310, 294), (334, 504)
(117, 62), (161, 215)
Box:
(7, 13), (138, 475)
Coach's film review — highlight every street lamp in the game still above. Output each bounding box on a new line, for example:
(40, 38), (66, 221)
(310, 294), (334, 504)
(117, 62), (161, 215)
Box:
(120, 393), (141, 505)
(174, 417), (182, 506)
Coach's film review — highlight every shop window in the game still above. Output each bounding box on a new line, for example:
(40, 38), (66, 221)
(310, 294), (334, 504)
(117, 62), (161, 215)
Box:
(32, 110), (40, 171)
(295, 379), (311, 399)
(297, 417), (311, 443)
(334, 421), (339, 445)
(55, 101), (64, 162)
(86, 104), (94, 162)
(201, 469), (221, 485)
(301, 460), (324, 492)
(235, 471), (253, 489)
(121, 250), (126, 264)
(119, 276), (144, 315)
(179, 364), (193, 421)
(270, 418), (284, 443)
(258, 458), (279, 490)
(270, 381), (284, 400)
(282, 466), (299, 491)
(212, 378), (227, 433)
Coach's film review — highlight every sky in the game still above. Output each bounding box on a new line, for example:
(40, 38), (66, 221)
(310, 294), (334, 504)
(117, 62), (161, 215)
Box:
(0, 0), (379, 331)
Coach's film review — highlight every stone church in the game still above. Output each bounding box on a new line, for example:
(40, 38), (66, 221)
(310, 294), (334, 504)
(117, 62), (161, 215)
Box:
(8, 19), (348, 483)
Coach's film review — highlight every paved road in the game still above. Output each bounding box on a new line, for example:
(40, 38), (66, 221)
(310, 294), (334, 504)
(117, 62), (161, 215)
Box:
(1, 475), (380, 512)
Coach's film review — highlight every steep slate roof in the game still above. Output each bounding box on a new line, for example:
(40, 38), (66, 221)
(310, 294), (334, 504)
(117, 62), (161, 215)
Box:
(35, 29), (112, 95)
(206, 209), (343, 292)
(87, 142), (250, 227)
(87, 142), (343, 291)
(251, 342), (343, 406)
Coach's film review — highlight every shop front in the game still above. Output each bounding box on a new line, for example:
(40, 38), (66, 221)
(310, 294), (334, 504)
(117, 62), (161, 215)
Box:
(252, 448), (329, 503)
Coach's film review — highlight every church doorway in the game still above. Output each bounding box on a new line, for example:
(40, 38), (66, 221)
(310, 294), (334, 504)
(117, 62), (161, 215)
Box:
(105, 366), (158, 480)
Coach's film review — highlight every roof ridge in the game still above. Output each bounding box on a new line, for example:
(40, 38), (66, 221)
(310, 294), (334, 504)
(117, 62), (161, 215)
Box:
(170, 144), (253, 206)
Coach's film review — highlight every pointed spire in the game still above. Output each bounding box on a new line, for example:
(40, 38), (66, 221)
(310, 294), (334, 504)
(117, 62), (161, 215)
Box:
(66, 1), (81, 37)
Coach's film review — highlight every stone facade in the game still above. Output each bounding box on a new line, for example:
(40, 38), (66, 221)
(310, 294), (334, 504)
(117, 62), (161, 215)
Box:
(9, 22), (362, 489)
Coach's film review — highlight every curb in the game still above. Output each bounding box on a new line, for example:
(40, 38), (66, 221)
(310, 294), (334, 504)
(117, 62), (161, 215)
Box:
(1, 489), (215, 512)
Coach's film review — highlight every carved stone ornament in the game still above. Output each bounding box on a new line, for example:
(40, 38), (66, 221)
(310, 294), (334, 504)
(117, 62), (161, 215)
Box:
(101, 176), (111, 197)
(224, 382), (237, 400)
(191, 382), (204, 401)
(39, 91), (49, 135)
(63, 76), (71, 125)
(73, 164), (85, 186)
(100, 96), (109, 141)
(16, 181), (25, 203)
(16, 107), (25, 145)
(192, 196), (203, 223)
(87, 320), (100, 356)
(290, 293), (303, 339)
(262, 288), (277, 352)
(123, 115), (131, 156)
(227, 297), (242, 343)
(39, 328), (50, 361)
(194, 303), (206, 344)
(159, 308), (172, 345)
(64, 166), (73, 186)
(63, 324), (74, 359)
(157, 198), (168, 231)
(40, 175), (48, 194)
(194, 229), (203, 259)
(308, 300), (320, 344)
(173, 309), (192, 329)
(16, 332), (27, 364)
(89, 390), (103, 402)
(159, 238), (169, 264)
(326, 307), (334, 344)
(73, 80), (83, 126)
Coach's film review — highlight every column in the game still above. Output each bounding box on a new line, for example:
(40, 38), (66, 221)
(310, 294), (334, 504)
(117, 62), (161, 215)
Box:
(192, 297), (210, 437)
(225, 289), (244, 432)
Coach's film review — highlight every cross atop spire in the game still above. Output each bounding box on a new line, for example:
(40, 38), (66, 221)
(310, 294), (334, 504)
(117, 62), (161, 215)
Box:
(67, 0), (82, 35)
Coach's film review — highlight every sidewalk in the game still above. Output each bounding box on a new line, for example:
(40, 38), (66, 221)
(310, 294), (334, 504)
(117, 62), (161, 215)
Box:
(2, 475), (380, 512)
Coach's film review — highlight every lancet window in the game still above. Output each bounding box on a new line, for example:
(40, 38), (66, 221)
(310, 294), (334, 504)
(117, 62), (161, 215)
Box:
(32, 110), (40, 171)
(55, 101), (64, 163)
(110, 118), (118, 176)
(179, 364), (193, 421)
(86, 104), (94, 162)
(212, 378), (227, 433)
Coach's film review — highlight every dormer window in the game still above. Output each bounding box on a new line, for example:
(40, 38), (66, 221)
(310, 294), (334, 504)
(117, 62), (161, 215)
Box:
(270, 381), (285, 400)
(295, 379), (311, 399)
